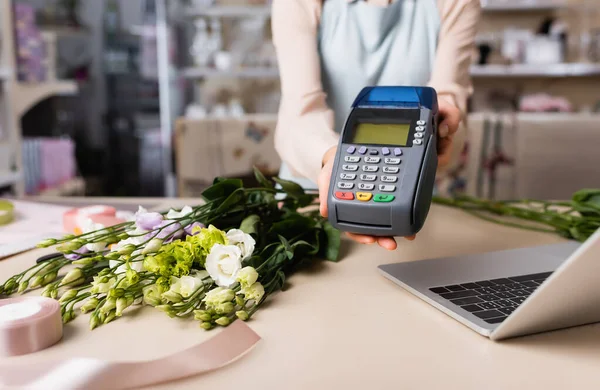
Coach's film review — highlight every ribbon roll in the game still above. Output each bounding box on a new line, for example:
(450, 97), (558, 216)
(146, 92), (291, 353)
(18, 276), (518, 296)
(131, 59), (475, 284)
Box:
(63, 205), (126, 234)
(0, 297), (63, 357)
(0, 320), (261, 390)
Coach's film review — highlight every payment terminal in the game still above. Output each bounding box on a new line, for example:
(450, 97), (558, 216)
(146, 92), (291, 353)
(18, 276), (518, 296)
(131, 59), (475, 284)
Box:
(327, 86), (439, 237)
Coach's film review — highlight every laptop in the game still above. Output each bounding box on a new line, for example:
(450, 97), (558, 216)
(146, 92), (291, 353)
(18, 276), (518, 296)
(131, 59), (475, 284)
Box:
(378, 227), (600, 340)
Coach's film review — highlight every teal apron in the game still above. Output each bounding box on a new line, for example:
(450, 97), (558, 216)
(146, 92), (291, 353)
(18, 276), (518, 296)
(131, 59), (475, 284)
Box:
(278, 0), (441, 190)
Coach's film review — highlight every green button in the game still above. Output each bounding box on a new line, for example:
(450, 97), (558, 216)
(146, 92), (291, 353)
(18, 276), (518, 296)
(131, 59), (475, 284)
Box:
(374, 194), (395, 203)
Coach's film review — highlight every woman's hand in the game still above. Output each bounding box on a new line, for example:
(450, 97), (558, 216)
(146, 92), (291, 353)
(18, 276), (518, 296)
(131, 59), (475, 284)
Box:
(317, 97), (462, 251)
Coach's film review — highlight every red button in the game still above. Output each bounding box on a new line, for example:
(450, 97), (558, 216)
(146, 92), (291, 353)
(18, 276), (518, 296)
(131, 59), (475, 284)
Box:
(335, 191), (354, 201)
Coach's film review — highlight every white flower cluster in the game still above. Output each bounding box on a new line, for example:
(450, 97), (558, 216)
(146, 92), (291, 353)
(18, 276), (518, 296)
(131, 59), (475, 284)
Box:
(205, 229), (255, 288)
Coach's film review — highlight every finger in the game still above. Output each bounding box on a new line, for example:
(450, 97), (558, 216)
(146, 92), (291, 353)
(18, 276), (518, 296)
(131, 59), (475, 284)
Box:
(405, 235), (416, 241)
(317, 163), (333, 218)
(437, 136), (454, 166)
(377, 237), (397, 250)
(346, 232), (376, 244)
(438, 102), (461, 138)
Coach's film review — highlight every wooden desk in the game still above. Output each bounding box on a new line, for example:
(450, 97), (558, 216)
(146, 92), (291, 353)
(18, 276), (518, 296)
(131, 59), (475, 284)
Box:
(2, 201), (599, 389)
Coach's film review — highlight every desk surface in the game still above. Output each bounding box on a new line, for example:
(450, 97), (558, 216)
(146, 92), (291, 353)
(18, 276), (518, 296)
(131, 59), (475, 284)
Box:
(2, 200), (599, 389)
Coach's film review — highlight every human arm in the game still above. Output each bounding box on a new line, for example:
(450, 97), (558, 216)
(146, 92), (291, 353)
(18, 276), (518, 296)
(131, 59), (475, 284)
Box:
(271, 0), (339, 185)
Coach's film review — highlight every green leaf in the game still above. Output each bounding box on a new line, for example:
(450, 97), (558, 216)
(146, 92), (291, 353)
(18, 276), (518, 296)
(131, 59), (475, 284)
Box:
(572, 189), (600, 204)
(202, 179), (244, 202)
(273, 177), (305, 197)
(212, 188), (245, 215)
(254, 167), (274, 189)
(269, 214), (314, 238)
(278, 235), (294, 259)
(240, 215), (260, 235)
(323, 221), (341, 262)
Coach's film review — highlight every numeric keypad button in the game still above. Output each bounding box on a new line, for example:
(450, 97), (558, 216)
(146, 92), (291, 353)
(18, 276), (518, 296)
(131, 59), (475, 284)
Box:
(345, 156), (360, 163)
(338, 182), (354, 189)
(358, 183), (375, 191)
(379, 185), (396, 192)
(362, 165), (379, 172)
(384, 158), (401, 165)
(340, 173), (356, 180)
(360, 174), (377, 181)
(364, 156), (381, 164)
(381, 176), (397, 183)
(383, 166), (399, 174)
(343, 164), (359, 171)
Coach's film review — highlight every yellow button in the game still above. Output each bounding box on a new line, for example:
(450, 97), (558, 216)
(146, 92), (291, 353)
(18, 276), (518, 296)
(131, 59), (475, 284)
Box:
(356, 192), (373, 202)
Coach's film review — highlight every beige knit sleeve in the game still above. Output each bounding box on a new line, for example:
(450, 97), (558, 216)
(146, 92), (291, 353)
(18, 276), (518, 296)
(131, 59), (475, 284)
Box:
(430, 0), (481, 115)
(271, 0), (339, 184)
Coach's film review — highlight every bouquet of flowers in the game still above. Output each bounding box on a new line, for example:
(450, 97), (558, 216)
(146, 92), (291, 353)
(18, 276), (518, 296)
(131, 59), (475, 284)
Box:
(0, 169), (341, 330)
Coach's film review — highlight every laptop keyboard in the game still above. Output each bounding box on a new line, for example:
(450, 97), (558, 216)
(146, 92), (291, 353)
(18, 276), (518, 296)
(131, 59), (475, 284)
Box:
(429, 272), (552, 324)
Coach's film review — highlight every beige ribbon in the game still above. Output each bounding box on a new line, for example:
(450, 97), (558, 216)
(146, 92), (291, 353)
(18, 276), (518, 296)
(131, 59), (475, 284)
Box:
(0, 311), (261, 389)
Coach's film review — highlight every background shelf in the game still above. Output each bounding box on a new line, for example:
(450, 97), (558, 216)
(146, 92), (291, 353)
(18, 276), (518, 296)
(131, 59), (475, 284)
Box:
(0, 67), (12, 80)
(470, 63), (600, 78)
(480, 0), (569, 11)
(184, 5), (272, 18)
(182, 67), (280, 79)
(0, 171), (22, 188)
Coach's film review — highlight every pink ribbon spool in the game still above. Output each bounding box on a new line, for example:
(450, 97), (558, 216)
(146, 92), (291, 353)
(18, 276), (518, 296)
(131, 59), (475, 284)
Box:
(63, 205), (126, 235)
(0, 297), (63, 357)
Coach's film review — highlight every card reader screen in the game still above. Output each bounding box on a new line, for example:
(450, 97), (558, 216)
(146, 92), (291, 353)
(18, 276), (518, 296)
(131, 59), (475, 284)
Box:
(351, 123), (411, 146)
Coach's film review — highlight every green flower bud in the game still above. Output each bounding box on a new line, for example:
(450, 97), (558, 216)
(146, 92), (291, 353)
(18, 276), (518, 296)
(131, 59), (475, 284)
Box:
(57, 240), (86, 253)
(162, 290), (183, 304)
(97, 311), (106, 323)
(50, 288), (59, 299)
(106, 252), (120, 261)
(59, 268), (85, 286)
(72, 258), (94, 265)
(109, 288), (126, 298)
(115, 297), (130, 317)
(59, 289), (78, 303)
(62, 310), (75, 324)
(89, 314), (101, 330)
(236, 311), (250, 321)
(43, 272), (58, 285)
(194, 310), (212, 322)
(37, 238), (58, 248)
(142, 239), (163, 255)
(104, 311), (117, 324)
(118, 244), (137, 256)
(117, 233), (130, 241)
(236, 267), (259, 288)
(17, 281), (29, 293)
(29, 275), (44, 288)
(216, 302), (235, 315)
(126, 269), (139, 285)
(215, 316), (231, 326)
(81, 298), (100, 313)
(200, 322), (213, 330)
(101, 297), (117, 314)
(4, 279), (17, 293)
(235, 295), (245, 307)
(156, 305), (177, 318)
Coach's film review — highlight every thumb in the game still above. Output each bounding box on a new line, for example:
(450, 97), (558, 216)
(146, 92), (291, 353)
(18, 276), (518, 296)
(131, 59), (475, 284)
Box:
(318, 161), (334, 218)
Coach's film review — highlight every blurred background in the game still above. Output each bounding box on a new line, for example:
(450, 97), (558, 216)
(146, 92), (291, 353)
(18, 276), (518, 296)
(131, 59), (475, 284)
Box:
(1, 0), (600, 202)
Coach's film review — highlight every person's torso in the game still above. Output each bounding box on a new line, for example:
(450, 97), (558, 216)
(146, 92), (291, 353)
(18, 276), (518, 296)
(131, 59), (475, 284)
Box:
(318, 0), (441, 131)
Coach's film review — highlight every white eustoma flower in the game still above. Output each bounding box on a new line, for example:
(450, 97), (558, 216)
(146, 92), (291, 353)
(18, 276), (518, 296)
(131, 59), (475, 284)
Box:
(166, 206), (193, 220)
(169, 271), (207, 298)
(236, 267), (258, 288)
(242, 282), (265, 302)
(109, 259), (144, 275)
(205, 244), (243, 288)
(226, 229), (256, 259)
(81, 218), (108, 252)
